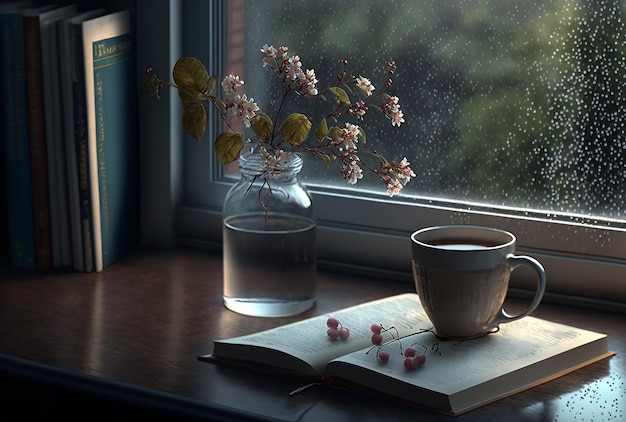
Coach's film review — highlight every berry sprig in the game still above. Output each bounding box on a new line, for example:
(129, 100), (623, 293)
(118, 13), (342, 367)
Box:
(326, 317), (350, 340)
(402, 344), (427, 369)
(367, 323), (431, 369)
(370, 323), (399, 347)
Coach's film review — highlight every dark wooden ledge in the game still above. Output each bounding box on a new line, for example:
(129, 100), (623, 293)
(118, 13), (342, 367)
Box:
(0, 247), (623, 421)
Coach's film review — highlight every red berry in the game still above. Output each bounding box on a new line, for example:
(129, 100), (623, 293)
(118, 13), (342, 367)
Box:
(404, 347), (416, 357)
(370, 323), (382, 334)
(338, 327), (350, 340)
(404, 357), (415, 369)
(371, 333), (383, 345)
(326, 317), (339, 329)
(327, 328), (339, 339)
(378, 351), (390, 363)
(415, 354), (426, 365)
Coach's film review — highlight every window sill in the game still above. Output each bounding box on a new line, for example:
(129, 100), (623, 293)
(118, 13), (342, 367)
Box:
(0, 248), (623, 421)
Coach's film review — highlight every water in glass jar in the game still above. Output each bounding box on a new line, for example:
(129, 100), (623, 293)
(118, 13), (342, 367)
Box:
(223, 214), (317, 317)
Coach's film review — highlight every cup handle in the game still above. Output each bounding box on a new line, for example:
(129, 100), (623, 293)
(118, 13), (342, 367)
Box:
(492, 253), (547, 327)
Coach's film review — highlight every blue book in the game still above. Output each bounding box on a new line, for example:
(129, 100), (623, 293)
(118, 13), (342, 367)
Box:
(82, 11), (138, 271)
(0, 2), (36, 269)
(58, 9), (105, 272)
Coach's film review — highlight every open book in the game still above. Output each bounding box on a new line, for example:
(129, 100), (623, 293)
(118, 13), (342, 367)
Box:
(200, 293), (612, 416)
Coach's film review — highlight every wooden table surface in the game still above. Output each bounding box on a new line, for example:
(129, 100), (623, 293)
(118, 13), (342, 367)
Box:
(0, 247), (624, 421)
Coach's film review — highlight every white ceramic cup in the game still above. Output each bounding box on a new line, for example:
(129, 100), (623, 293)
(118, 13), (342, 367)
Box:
(411, 225), (546, 340)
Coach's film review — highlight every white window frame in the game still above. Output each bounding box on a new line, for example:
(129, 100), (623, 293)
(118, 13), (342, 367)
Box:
(137, 0), (626, 312)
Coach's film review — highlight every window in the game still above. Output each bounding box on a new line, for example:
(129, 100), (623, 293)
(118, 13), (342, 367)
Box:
(164, 0), (626, 310)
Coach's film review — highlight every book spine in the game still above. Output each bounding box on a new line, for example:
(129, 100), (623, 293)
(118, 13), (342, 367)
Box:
(59, 21), (83, 273)
(42, 19), (70, 268)
(71, 23), (94, 272)
(41, 4), (78, 268)
(22, 15), (51, 269)
(92, 31), (137, 269)
(1, 12), (36, 269)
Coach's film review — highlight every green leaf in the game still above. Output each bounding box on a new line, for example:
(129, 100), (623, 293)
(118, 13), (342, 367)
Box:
(329, 87), (350, 104)
(178, 88), (205, 107)
(207, 75), (218, 95)
(279, 113), (312, 146)
(328, 126), (342, 141)
(144, 78), (161, 98)
(320, 153), (331, 169)
(182, 102), (207, 140)
(214, 132), (244, 164)
(173, 57), (209, 94)
(315, 118), (329, 142)
(358, 127), (366, 144)
(252, 112), (273, 140)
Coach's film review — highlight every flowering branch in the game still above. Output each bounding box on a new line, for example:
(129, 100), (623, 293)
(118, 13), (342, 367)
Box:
(145, 44), (415, 196)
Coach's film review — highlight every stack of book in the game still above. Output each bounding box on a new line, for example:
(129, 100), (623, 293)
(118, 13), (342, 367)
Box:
(1, 3), (138, 272)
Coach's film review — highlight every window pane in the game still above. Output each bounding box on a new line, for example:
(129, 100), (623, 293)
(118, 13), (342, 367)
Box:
(227, 0), (626, 221)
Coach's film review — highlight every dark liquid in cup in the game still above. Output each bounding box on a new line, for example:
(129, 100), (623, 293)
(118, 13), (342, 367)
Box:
(428, 239), (497, 250)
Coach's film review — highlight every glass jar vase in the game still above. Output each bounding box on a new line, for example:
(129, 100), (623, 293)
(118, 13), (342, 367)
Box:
(222, 150), (317, 317)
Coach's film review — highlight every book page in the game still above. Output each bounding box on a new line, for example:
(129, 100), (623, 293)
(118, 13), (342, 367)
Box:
(213, 293), (432, 375)
(327, 314), (608, 396)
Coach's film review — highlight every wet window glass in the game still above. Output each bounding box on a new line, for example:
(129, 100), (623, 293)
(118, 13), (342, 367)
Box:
(227, 0), (626, 221)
